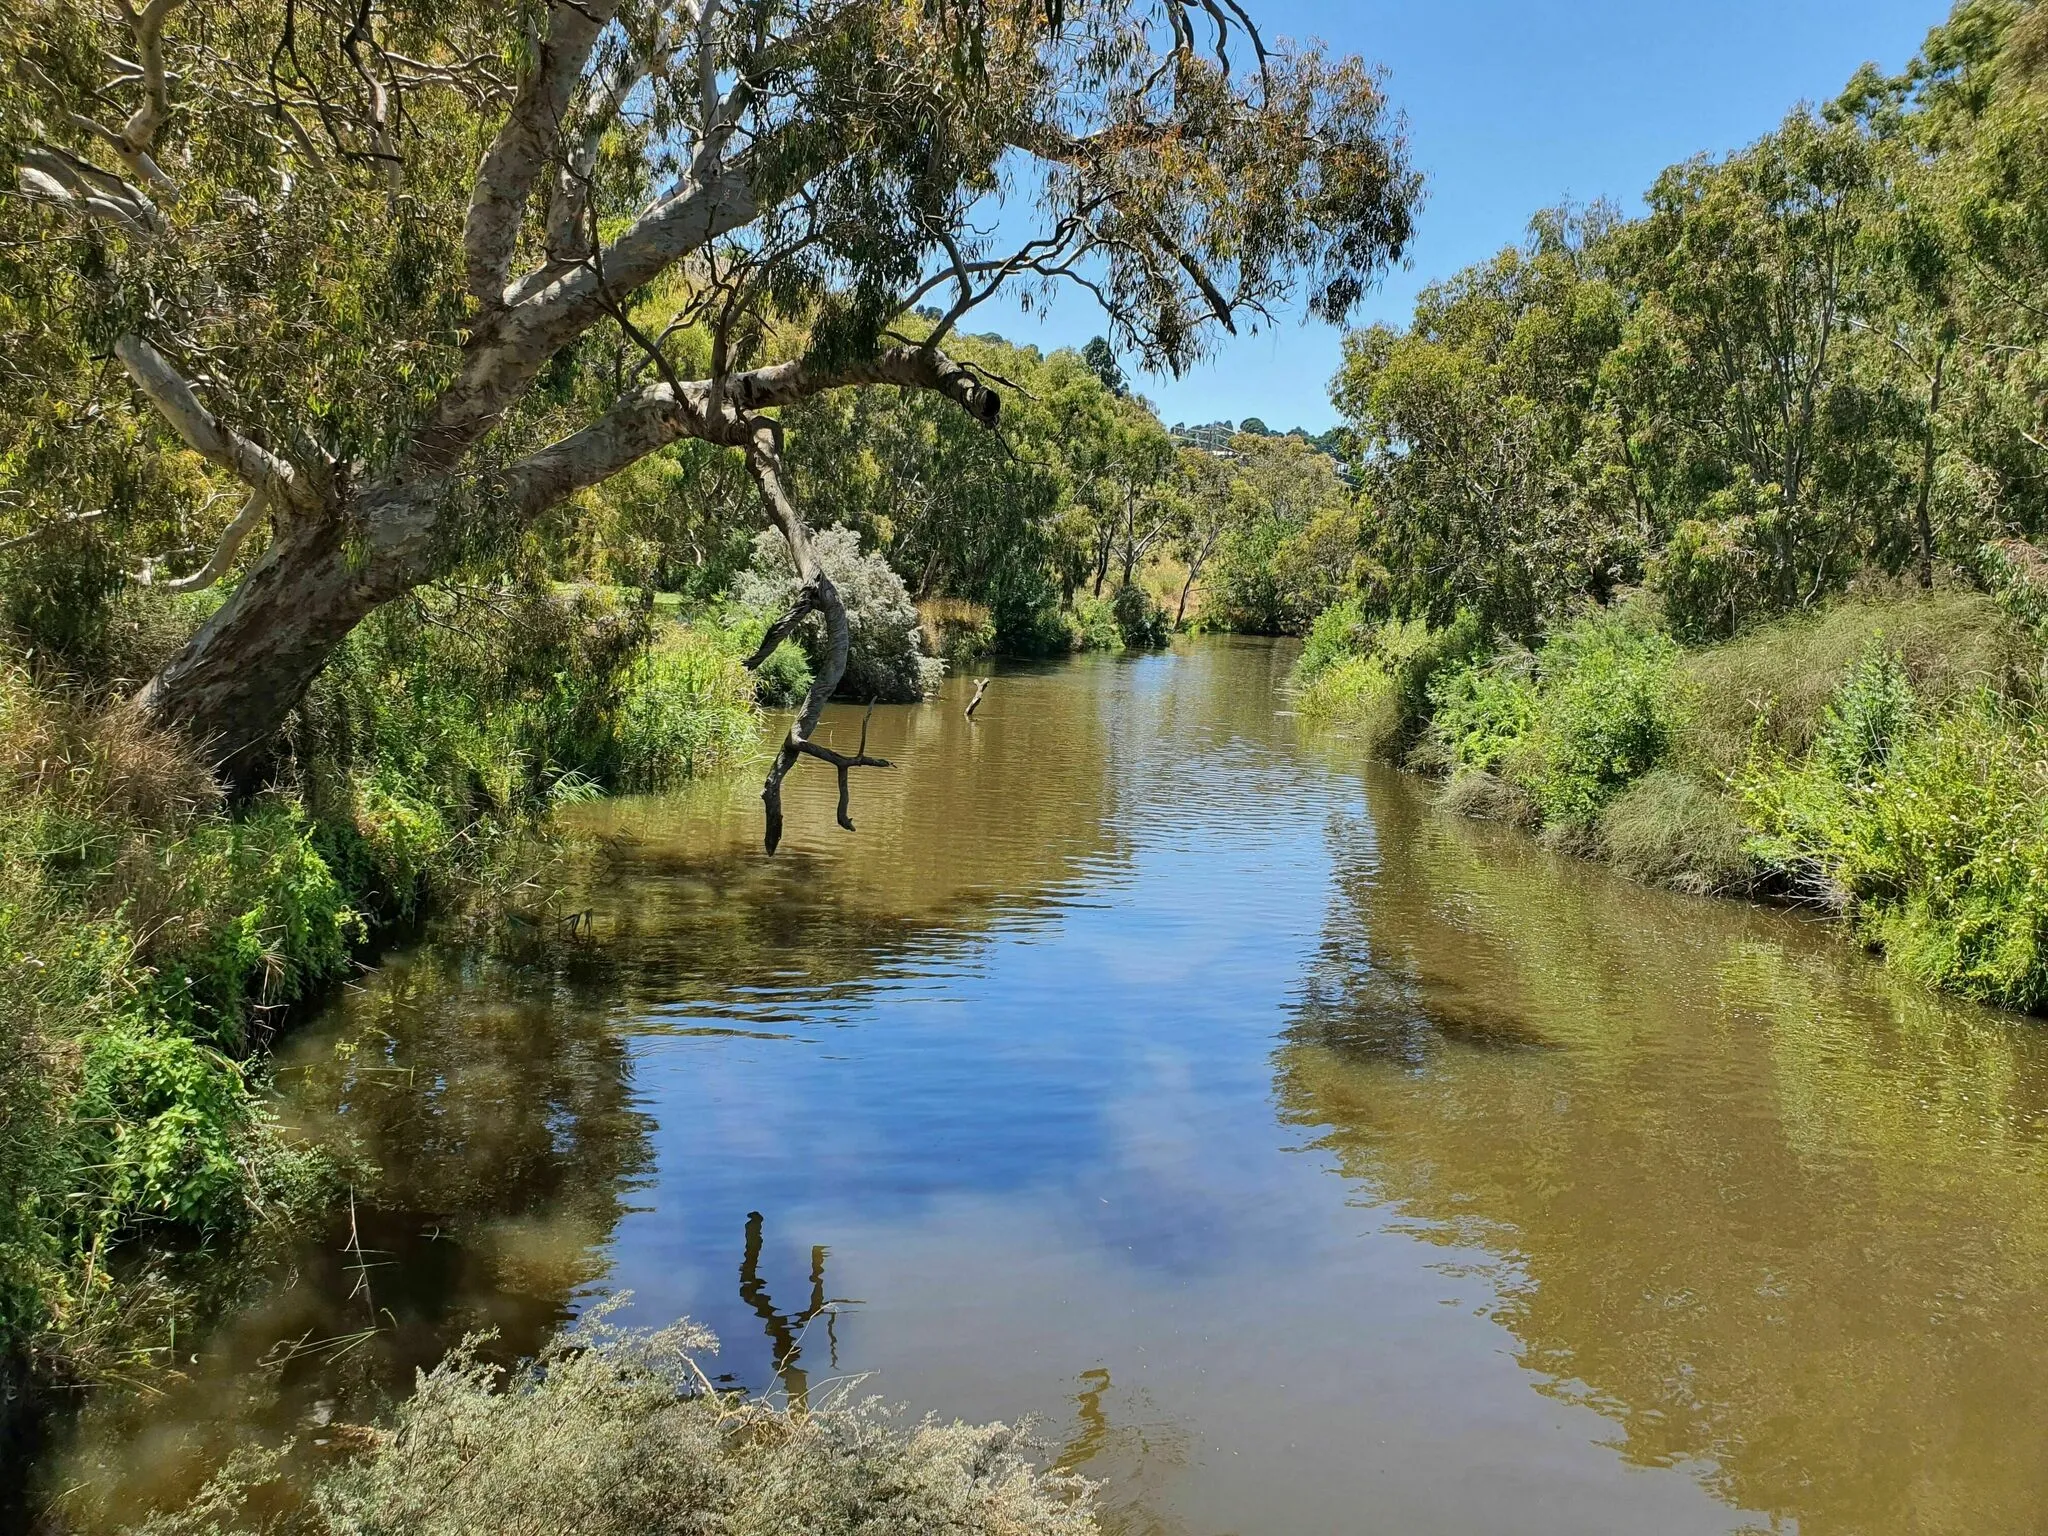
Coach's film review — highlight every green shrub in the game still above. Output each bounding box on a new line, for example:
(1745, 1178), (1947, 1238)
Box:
(1812, 642), (1919, 782)
(988, 566), (1074, 658)
(1297, 609), (1487, 758)
(722, 606), (816, 707)
(1297, 595), (1370, 682)
(1430, 654), (1538, 774)
(1069, 593), (1124, 652)
(70, 1020), (254, 1239)
(141, 802), (361, 1040)
(1110, 583), (1171, 649)
(1743, 688), (2048, 1010)
(1519, 613), (1679, 826)
(1298, 652), (1403, 756)
(751, 639), (813, 707)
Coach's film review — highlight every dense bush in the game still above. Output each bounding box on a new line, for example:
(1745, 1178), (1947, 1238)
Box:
(138, 1321), (1098, 1536)
(610, 639), (762, 793)
(735, 527), (944, 702)
(1068, 593), (1124, 652)
(1296, 610), (1486, 758)
(988, 565), (1077, 658)
(1513, 614), (1680, 826)
(918, 597), (998, 663)
(1299, 578), (2048, 1012)
(1296, 595), (1372, 682)
(0, 673), (342, 1363)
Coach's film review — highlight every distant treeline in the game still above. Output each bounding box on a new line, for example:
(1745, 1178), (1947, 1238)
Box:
(1331, 0), (2048, 642)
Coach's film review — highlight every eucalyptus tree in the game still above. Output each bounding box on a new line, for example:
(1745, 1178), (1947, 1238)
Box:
(4, 0), (1415, 843)
(1168, 442), (1249, 627)
(1084, 400), (1178, 596)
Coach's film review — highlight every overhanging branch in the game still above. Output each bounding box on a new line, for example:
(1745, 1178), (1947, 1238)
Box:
(112, 335), (310, 510)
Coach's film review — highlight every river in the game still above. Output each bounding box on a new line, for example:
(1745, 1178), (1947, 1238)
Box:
(33, 636), (2048, 1534)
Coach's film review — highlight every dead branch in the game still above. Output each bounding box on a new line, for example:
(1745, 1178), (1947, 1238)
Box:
(746, 419), (894, 852)
(796, 704), (892, 831)
(965, 677), (989, 719)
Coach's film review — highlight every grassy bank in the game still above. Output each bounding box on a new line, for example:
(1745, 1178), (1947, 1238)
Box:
(0, 587), (758, 1380)
(1296, 580), (2048, 1013)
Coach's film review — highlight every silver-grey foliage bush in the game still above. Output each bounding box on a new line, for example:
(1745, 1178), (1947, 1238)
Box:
(134, 1320), (1098, 1536)
(734, 526), (944, 703)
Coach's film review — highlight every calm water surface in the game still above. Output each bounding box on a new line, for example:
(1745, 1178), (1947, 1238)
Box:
(38, 637), (2048, 1534)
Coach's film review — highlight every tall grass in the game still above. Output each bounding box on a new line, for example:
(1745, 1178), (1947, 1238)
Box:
(1742, 659), (2048, 1010)
(1295, 605), (1485, 759)
(0, 670), (345, 1369)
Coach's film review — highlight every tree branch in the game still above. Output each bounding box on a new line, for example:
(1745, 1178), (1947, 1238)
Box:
(744, 593), (816, 669)
(498, 343), (1003, 522)
(111, 0), (184, 194)
(746, 420), (856, 853)
(0, 510), (104, 554)
(137, 484), (270, 592)
(463, 0), (618, 310)
(111, 335), (310, 509)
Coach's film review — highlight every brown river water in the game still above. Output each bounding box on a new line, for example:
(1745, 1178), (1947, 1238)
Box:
(25, 636), (2048, 1534)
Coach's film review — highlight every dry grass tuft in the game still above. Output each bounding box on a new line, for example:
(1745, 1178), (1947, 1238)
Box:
(1436, 769), (1538, 827)
(917, 597), (996, 663)
(133, 1319), (1100, 1536)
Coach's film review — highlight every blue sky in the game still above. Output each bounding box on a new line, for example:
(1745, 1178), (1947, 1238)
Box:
(972, 0), (1951, 431)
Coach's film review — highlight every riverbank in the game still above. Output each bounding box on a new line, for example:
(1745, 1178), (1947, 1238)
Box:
(0, 587), (759, 1385)
(1295, 572), (2048, 1012)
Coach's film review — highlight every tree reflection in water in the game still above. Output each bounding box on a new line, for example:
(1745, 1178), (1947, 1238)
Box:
(735, 1210), (858, 1411)
(1275, 768), (2048, 1535)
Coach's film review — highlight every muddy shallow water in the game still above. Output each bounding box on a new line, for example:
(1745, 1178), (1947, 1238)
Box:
(34, 637), (2048, 1535)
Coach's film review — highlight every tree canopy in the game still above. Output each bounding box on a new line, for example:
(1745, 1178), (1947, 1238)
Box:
(1, 0), (1417, 840)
